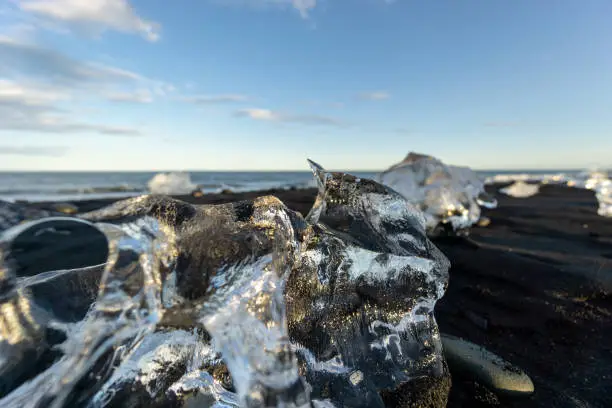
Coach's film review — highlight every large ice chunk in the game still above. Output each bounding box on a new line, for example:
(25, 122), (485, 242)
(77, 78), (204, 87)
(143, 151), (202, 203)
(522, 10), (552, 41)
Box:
(376, 152), (495, 235)
(0, 159), (452, 407)
(287, 160), (451, 406)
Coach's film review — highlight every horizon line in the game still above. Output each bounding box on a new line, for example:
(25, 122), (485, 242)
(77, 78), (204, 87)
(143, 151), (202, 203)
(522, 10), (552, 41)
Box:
(0, 167), (595, 173)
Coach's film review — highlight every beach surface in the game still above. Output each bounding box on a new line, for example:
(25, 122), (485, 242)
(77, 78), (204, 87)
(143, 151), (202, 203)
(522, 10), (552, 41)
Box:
(27, 183), (612, 408)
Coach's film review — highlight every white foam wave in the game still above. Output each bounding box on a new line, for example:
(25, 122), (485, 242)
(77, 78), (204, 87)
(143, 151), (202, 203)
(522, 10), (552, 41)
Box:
(147, 172), (198, 195)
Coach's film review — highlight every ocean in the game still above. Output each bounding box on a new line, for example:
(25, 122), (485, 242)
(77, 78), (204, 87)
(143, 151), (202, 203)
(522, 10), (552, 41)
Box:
(0, 169), (586, 202)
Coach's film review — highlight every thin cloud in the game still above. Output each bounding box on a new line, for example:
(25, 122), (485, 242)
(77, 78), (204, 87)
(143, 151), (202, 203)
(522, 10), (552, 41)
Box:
(182, 94), (249, 104)
(0, 145), (69, 157)
(97, 127), (141, 136)
(19, 0), (161, 41)
(0, 35), (143, 85)
(106, 89), (153, 103)
(0, 78), (142, 135)
(359, 91), (391, 101)
(211, 0), (317, 19)
(0, 35), (173, 100)
(291, 0), (317, 18)
(235, 108), (345, 127)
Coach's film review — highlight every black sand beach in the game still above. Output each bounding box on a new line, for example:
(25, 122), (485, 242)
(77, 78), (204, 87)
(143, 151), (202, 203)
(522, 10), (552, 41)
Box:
(26, 184), (612, 408)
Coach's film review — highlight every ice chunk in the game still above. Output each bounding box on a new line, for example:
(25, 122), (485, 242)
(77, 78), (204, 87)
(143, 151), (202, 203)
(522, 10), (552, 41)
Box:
(499, 181), (540, 198)
(147, 171), (199, 195)
(376, 152), (494, 235)
(287, 160), (450, 406)
(1, 159), (452, 407)
(448, 165), (498, 209)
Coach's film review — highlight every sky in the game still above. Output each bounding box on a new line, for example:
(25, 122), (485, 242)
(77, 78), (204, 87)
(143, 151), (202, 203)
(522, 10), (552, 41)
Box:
(0, 0), (611, 171)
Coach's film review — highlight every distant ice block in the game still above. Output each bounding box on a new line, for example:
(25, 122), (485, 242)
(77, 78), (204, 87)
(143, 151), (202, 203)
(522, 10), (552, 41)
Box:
(376, 152), (496, 235)
(569, 170), (612, 217)
(147, 172), (198, 195)
(499, 181), (540, 198)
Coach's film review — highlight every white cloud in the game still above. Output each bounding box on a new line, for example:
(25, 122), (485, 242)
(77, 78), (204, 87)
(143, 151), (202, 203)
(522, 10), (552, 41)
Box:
(0, 78), (142, 135)
(238, 108), (281, 121)
(291, 0), (317, 18)
(0, 78), (69, 104)
(18, 0), (160, 41)
(0, 145), (68, 156)
(235, 108), (344, 126)
(182, 94), (249, 104)
(0, 35), (173, 101)
(0, 35), (142, 85)
(359, 91), (391, 101)
(106, 89), (153, 103)
(212, 0), (318, 19)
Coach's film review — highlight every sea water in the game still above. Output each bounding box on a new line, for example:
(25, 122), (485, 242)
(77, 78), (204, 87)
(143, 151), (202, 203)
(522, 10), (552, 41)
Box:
(0, 169), (587, 203)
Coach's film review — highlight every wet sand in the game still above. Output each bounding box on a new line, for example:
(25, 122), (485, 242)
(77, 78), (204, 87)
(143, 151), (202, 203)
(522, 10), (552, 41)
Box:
(29, 184), (612, 408)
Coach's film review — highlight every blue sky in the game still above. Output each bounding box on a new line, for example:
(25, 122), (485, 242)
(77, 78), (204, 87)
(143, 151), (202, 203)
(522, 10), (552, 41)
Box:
(0, 0), (610, 171)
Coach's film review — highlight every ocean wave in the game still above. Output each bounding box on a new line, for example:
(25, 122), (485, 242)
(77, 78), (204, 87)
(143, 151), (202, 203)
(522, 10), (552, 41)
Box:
(147, 172), (198, 195)
(0, 171), (319, 203)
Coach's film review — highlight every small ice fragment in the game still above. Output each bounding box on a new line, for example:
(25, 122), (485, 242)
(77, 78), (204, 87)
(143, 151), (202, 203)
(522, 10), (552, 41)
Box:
(499, 181), (540, 198)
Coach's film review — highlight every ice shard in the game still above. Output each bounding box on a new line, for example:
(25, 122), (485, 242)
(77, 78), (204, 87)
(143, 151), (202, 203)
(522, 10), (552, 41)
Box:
(376, 152), (496, 235)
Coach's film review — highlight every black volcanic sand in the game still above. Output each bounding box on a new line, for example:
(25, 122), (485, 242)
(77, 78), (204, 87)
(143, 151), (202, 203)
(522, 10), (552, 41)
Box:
(27, 184), (612, 408)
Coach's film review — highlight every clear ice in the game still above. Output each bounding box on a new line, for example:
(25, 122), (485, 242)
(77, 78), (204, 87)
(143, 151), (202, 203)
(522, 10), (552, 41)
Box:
(499, 181), (540, 198)
(0, 160), (451, 408)
(376, 152), (497, 235)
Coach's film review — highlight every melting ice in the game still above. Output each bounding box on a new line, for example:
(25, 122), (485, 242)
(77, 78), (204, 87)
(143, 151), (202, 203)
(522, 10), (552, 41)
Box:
(376, 152), (496, 235)
(0, 160), (451, 408)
